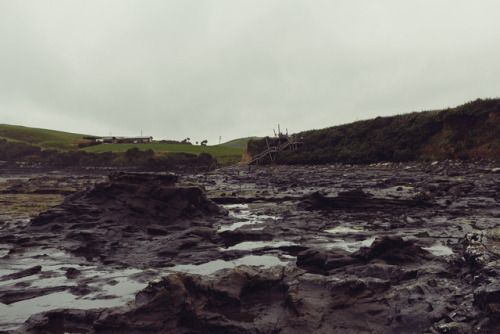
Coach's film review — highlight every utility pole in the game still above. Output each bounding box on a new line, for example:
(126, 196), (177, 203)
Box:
(219, 136), (222, 144)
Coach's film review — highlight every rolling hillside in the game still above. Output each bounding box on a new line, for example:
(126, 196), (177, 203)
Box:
(83, 143), (245, 165)
(0, 124), (245, 166)
(0, 124), (86, 150)
(248, 98), (500, 164)
(220, 137), (262, 148)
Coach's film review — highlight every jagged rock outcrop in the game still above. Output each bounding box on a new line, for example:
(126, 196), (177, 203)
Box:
(23, 172), (226, 266)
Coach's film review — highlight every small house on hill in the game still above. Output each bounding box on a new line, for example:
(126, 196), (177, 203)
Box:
(120, 136), (153, 144)
(97, 136), (153, 144)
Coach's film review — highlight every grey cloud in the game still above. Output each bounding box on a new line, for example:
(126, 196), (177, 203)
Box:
(1, 1), (500, 144)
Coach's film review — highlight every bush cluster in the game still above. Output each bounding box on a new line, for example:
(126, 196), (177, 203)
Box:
(273, 110), (444, 164)
(0, 139), (41, 161)
(249, 98), (500, 165)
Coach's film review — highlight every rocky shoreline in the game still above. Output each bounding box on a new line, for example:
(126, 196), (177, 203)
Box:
(1, 161), (499, 333)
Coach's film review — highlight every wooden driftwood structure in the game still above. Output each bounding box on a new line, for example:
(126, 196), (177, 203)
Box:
(248, 132), (303, 165)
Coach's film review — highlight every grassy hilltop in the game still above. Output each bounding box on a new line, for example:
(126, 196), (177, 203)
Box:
(219, 137), (261, 148)
(0, 124), (247, 167)
(0, 124), (85, 150)
(248, 98), (500, 164)
(83, 143), (245, 166)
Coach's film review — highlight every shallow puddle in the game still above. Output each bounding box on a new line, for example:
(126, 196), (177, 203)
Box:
(423, 243), (454, 256)
(329, 236), (377, 252)
(219, 204), (275, 232)
(0, 248), (9, 258)
(168, 255), (289, 276)
(221, 240), (297, 252)
(0, 290), (136, 331)
(325, 226), (365, 234)
(219, 221), (255, 232)
(0, 248), (149, 331)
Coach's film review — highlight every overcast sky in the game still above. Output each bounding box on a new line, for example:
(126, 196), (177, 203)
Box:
(1, 1), (500, 144)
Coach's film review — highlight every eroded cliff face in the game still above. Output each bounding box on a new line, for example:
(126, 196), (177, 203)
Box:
(2, 161), (500, 333)
(421, 109), (500, 160)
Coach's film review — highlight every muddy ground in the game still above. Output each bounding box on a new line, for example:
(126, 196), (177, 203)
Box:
(0, 161), (500, 333)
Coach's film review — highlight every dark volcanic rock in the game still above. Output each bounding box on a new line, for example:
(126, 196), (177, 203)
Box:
(3, 161), (500, 333)
(0, 286), (68, 305)
(352, 236), (433, 264)
(23, 172), (226, 266)
(32, 172), (221, 227)
(299, 188), (433, 211)
(17, 266), (297, 334)
(0, 265), (41, 281)
(297, 237), (432, 274)
(16, 254), (499, 334)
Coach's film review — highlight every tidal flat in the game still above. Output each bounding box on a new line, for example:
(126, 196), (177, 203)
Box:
(1, 161), (500, 333)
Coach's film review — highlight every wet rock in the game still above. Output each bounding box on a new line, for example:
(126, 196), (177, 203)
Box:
(18, 266), (299, 334)
(435, 322), (468, 334)
(146, 225), (169, 236)
(296, 249), (328, 273)
(352, 236), (433, 265)
(64, 267), (81, 279)
(0, 265), (41, 281)
(32, 172), (222, 227)
(3, 161), (500, 332)
(299, 188), (433, 212)
(475, 283), (500, 317)
(23, 172), (226, 266)
(463, 230), (500, 271)
(298, 237), (433, 277)
(13, 262), (479, 334)
(219, 229), (274, 248)
(0, 286), (67, 305)
(296, 248), (357, 274)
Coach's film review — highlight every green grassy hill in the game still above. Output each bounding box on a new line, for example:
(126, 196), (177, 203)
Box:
(0, 124), (245, 166)
(220, 137), (261, 148)
(248, 98), (500, 164)
(83, 143), (245, 165)
(0, 124), (86, 150)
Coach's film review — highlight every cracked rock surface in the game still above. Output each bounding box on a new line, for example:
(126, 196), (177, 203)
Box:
(1, 161), (500, 333)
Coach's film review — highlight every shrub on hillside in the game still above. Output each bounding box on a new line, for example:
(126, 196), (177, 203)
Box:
(255, 98), (500, 165)
(0, 139), (41, 161)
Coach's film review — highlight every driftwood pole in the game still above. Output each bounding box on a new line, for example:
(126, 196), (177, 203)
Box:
(265, 138), (274, 162)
